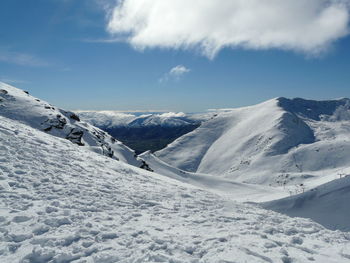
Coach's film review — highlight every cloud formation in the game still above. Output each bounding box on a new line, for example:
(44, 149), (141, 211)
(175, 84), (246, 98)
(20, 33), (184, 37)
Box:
(159, 65), (190, 83)
(107, 0), (350, 58)
(169, 65), (190, 77)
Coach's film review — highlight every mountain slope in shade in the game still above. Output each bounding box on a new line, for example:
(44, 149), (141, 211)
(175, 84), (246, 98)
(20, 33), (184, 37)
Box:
(155, 97), (350, 185)
(0, 82), (144, 167)
(0, 115), (349, 262)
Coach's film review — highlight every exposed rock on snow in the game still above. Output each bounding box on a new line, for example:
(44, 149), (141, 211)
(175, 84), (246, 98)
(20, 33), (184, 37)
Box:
(0, 82), (145, 168)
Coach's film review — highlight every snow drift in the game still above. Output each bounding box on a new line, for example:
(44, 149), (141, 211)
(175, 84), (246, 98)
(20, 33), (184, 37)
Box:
(263, 175), (350, 231)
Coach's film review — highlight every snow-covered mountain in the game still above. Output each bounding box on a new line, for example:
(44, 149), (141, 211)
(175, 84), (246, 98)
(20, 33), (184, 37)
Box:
(1, 113), (349, 262)
(155, 97), (350, 186)
(0, 82), (146, 168)
(77, 111), (211, 128)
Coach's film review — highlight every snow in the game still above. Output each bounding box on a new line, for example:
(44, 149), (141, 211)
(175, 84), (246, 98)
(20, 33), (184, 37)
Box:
(155, 97), (350, 187)
(77, 110), (212, 128)
(1, 83), (350, 261)
(0, 115), (350, 262)
(139, 151), (287, 202)
(263, 175), (350, 232)
(0, 82), (143, 168)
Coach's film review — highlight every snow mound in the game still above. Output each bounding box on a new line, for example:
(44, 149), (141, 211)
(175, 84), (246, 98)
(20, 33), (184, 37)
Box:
(0, 115), (349, 262)
(0, 82), (145, 167)
(263, 176), (350, 232)
(156, 97), (350, 185)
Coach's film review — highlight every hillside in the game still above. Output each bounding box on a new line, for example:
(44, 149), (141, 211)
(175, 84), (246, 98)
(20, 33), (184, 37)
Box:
(139, 151), (287, 202)
(1, 115), (349, 262)
(0, 82), (145, 168)
(156, 97), (350, 186)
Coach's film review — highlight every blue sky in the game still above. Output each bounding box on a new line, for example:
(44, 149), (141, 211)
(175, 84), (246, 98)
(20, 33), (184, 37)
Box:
(1, 0), (350, 112)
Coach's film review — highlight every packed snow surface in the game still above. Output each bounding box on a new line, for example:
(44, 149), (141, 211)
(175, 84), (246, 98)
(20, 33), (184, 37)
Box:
(0, 115), (350, 262)
(0, 82), (143, 167)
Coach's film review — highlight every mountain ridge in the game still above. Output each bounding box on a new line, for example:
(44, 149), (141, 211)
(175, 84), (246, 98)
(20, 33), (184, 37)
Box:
(0, 82), (147, 168)
(155, 97), (350, 185)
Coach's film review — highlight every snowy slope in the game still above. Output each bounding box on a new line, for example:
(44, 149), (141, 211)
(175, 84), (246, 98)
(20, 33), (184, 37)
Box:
(1, 115), (350, 262)
(0, 82), (145, 167)
(263, 175), (350, 232)
(156, 97), (350, 186)
(139, 151), (287, 202)
(77, 111), (210, 128)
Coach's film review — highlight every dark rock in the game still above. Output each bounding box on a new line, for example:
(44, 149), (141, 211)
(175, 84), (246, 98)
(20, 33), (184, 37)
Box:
(140, 160), (153, 172)
(43, 126), (52, 132)
(42, 115), (67, 131)
(66, 128), (84, 146)
(69, 113), (80, 122)
(101, 144), (114, 158)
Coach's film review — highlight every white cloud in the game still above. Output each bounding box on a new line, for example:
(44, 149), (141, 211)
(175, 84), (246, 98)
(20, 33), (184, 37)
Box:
(107, 0), (350, 58)
(159, 65), (190, 83)
(158, 112), (186, 118)
(169, 65), (190, 76)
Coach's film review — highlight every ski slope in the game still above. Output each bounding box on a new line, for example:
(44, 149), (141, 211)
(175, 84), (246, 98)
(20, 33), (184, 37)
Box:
(0, 82), (144, 168)
(0, 115), (349, 262)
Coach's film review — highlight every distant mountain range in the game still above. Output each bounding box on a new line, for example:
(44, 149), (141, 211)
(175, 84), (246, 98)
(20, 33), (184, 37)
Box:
(77, 111), (212, 128)
(77, 111), (215, 154)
